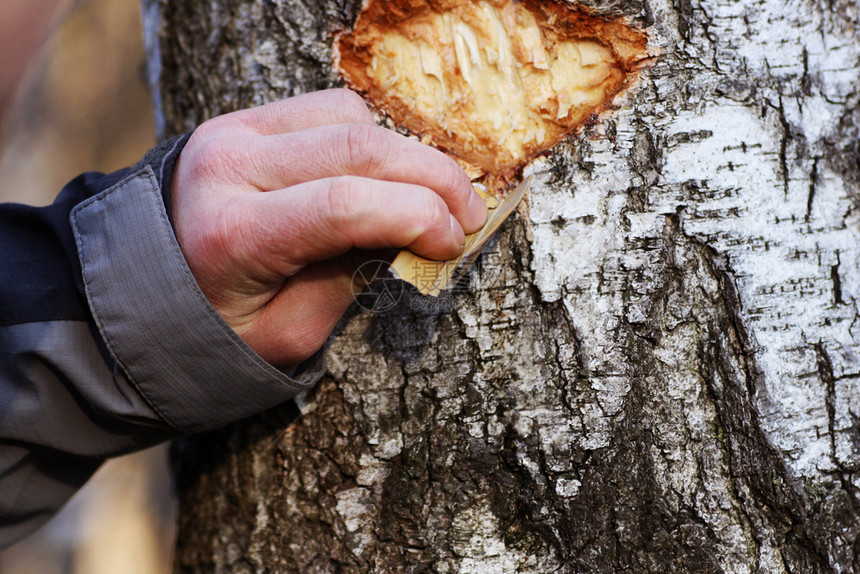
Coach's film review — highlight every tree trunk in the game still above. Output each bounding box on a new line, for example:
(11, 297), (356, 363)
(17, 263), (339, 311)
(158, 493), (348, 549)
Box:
(143, 0), (860, 571)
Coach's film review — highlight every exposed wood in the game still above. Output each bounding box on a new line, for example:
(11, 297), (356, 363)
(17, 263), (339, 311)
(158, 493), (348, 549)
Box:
(334, 0), (650, 187)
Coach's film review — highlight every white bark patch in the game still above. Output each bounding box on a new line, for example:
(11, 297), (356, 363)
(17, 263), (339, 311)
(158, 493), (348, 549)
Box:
(554, 476), (581, 497)
(662, 101), (858, 478)
(335, 486), (377, 557)
(447, 501), (561, 573)
(527, 0), (860, 484)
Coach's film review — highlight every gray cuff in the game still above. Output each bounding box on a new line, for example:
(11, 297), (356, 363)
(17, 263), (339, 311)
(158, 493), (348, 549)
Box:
(132, 132), (191, 230)
(71, 166), (325, 434)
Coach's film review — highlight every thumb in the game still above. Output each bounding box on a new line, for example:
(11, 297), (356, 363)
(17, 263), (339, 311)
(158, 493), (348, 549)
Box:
(236, 250), (398, 369)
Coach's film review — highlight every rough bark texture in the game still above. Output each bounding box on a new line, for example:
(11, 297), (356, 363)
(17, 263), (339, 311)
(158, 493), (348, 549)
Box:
(144, 0), (860, 571)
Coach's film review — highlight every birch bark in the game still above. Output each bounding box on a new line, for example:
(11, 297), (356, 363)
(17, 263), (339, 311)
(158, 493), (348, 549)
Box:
(143, 0), (860, 571)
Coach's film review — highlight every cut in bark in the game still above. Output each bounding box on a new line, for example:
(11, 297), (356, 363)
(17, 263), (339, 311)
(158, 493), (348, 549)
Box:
(335, 0), (650, 187)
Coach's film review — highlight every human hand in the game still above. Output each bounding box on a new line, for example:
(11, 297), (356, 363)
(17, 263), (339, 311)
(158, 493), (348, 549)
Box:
(170, 89), (487, 370)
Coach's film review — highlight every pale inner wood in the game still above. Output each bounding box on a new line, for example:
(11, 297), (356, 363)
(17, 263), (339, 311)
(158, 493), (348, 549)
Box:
(349, 1), (623, 174)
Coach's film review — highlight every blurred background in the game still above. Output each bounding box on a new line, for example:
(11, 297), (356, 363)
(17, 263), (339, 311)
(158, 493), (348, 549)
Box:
(0, 0), (176, 572)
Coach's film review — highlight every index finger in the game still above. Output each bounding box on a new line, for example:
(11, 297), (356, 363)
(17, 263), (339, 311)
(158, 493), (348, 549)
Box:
(211, 89), (376, 136)
(238, 123), (488, 233)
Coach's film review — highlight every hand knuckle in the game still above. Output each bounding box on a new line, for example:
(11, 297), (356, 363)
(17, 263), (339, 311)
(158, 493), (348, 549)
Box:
(418, 192), (447, 234)
(331, 89), (373, 122)
(194, 136), (256, 182)
(344, 122), (374, 160)
(345, 123), (390, 175)
(441, 157), (470, 201)
(325, 177), (361, 225)
(192, 115), (226, 140)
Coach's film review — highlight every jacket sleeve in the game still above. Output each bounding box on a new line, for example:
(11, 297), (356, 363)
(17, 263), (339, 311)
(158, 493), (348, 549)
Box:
(0, 135), (326, 548)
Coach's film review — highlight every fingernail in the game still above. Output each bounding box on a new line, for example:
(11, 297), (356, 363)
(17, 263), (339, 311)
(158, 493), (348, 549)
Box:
(450, 214), (466, 251)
